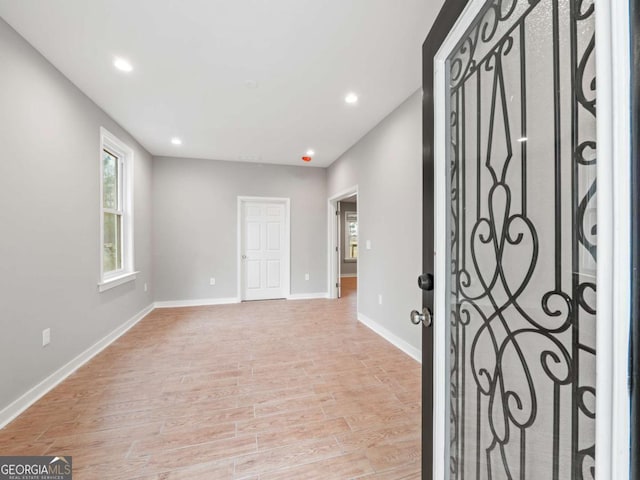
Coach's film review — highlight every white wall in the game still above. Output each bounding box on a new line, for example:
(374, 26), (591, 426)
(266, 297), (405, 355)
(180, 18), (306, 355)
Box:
(0, 18), (153, 411)
(152, 157), (327, 301)
(327, 90), (423, 353)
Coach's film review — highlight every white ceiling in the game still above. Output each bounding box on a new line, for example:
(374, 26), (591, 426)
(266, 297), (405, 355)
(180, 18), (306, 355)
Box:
(0, 0), (442, 167)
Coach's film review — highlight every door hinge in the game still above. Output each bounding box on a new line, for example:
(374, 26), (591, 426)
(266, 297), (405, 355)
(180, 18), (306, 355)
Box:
(336, 283), (340, 288)
(336, 210), (340, 216)
(336, 246), (339, 252)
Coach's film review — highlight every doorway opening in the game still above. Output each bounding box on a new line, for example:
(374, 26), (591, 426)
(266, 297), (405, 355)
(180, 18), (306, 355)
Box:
(339, 195), (358, 300)
(328, 186), (358, 307)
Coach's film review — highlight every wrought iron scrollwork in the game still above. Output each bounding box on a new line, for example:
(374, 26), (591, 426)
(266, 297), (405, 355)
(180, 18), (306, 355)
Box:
(447, 0), (596, 478)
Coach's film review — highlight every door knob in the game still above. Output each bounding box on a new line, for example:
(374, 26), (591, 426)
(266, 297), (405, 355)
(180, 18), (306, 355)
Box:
(418, 273), (434, 291)
(410, 307), (432, 327)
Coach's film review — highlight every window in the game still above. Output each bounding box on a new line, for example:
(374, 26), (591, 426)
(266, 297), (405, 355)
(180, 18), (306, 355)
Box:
(344, 211), (358, 261)
(98, 128), (136, 291)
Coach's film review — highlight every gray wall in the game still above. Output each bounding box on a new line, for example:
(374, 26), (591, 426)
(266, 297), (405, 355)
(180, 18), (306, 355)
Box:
(340, 201), (358, 276)
(152, 157), (327, 301)
(327, 90), (422, 351)
(0, 18), (153, 410)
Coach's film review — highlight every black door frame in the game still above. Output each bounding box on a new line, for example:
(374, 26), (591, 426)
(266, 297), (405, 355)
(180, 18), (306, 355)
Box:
(421, 1), (469, 478)
(630, 0), (639, 477)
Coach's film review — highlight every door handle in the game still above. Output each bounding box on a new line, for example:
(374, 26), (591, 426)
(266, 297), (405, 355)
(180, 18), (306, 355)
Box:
(410, 307), (432, 327)
(417, 273), (434, 291)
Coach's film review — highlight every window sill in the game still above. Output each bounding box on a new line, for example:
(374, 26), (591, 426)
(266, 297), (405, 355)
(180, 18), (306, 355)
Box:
(98, 271), (139, 293)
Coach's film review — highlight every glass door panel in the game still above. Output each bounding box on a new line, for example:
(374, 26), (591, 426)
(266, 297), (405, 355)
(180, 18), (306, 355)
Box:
(443, 1), (597, 478)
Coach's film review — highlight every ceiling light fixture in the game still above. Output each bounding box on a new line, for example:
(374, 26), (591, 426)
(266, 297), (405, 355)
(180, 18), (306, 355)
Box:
(306, 149), (315, 157)
(171, 137), (182, 146)
(345, 92), (358, 104)
(517, 137), (528, 143)
(113, 57), (133, 73)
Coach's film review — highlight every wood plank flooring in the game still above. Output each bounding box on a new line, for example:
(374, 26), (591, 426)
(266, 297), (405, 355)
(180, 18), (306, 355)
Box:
(0, 278), (422, 479)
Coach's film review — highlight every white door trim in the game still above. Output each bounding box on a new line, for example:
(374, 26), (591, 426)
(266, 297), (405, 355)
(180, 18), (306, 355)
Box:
(237, 196), (291, 301)
(594, 0), (631, 478)
(327, 186), (358, 302)
(431, 1), (632, 479)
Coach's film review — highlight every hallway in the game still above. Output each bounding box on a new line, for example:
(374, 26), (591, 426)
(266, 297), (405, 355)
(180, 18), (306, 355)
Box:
(0, 280), (421, 479)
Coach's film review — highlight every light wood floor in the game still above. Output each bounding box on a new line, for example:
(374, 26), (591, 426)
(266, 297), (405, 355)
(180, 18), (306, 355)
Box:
(0, 278), (421, 479)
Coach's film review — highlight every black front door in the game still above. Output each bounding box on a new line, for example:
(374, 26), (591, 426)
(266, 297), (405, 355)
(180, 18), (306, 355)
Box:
(421, 1), (598, 478)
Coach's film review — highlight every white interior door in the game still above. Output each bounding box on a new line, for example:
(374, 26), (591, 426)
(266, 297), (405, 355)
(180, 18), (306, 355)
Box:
(241, 200), (288, 301)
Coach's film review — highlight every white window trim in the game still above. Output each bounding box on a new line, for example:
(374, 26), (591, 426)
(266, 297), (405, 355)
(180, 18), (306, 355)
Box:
(98, 271), (139, 293)
(98, 127), (136, 292)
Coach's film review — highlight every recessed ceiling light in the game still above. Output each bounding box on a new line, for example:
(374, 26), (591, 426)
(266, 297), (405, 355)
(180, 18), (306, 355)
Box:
(245, 80), (259, 89)
(171, 137), (182, 146)
(113, 57), (133, 73)
(306, 149), (315, 157)
(345, 93), (358, 104)
(517, 137), (528, 143)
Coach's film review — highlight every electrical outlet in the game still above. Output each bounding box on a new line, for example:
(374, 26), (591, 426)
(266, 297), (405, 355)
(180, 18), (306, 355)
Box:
(42, 328), (50, 347)
(209, 277), (216, 286)
(143, 282), (148, 292)
(366, 240), (372, 250)
(305, 273), (310, 281)
(378, 294), (383, 305)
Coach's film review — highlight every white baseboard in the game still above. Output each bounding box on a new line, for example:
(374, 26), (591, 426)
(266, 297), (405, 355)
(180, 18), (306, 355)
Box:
(357, 312), (421, 363)
(156, 294), (328, 306)
(286, 292), (329, 300)
(340, 273), (357, 278)
(154, 297), (240, 308)
(0, 303), (155, 430)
